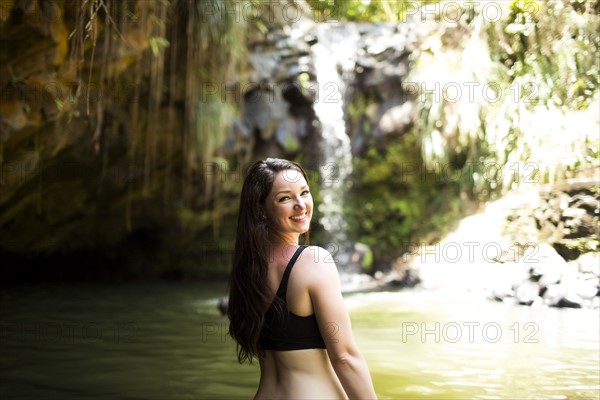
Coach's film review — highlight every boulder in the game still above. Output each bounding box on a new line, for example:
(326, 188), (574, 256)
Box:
(218, 297), (228, 316)
(243, 88), (287, 140)
(377, 101), (414, 136)
(275, 115), (300, 154)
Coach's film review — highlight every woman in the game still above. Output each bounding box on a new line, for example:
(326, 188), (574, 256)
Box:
(228, 158), (377, 399)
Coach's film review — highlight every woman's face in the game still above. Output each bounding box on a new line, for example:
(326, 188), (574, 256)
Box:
(263, 169), (313, 240)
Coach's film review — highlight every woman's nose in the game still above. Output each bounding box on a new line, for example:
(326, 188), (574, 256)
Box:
(294, 197), (305, 209)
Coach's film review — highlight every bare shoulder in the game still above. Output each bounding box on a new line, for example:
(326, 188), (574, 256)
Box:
(298, 245), (337, 267)
(297, 245), (341, 287)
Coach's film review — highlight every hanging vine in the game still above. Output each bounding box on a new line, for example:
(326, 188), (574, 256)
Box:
(61, 0), (249, 233)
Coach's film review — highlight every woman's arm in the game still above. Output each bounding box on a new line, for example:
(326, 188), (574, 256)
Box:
(306, 246), (378, 399)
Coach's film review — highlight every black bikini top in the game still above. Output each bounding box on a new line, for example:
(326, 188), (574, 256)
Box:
(259, 245), (326, 351)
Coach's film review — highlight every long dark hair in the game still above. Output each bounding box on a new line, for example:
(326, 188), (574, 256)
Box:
(227, 158), (310, 363)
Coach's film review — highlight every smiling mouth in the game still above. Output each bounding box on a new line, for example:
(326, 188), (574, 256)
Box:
(290, 213), (307, 221)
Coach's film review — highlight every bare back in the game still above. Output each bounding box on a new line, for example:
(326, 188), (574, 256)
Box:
(255, 245), (347, 400)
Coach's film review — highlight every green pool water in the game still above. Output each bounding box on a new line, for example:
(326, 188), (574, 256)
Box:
(1, 282), (598, 399)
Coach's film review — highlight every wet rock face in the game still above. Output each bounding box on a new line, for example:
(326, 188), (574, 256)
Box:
(243, 29), (318, 158)
(0, 0), (323, 279)
(344, 22), (426, 155)
(0, 1), (68, 142)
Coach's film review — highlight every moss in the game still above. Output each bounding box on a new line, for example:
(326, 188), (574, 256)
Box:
(344, 135), (475, 265)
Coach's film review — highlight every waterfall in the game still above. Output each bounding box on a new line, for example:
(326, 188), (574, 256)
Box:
(312, 24), (360, 272)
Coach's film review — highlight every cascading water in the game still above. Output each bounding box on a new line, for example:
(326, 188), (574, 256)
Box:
(312, 24), (361, 275)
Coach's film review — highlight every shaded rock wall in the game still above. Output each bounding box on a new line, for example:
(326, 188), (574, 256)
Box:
(0, 0), (320, 280)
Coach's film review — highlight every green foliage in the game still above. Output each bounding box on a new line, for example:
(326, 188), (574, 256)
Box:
(187, 0), (248, 172)
(346, 140), (470, 259)
(361, 247), (374, 270)
(307, 0), (438, 22)
(149, 36), (170, 57)
(408, 0), (599, 191)
(490, 0), (600, 109)
(482, 0), (599, 186)
(344, 0), (599, 265)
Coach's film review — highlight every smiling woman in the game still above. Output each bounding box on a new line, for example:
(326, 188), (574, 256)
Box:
(227, 158), (377, 399)
(262, 168), (313, 243)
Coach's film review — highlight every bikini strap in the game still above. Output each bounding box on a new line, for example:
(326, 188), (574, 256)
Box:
(276, 245), (307, 298)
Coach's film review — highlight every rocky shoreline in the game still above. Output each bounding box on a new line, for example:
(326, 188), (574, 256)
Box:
(492, 180), (600, 309)
(408, 180), (599, 309)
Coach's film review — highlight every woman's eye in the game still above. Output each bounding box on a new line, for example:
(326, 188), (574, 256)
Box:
(278, 191), (309, 202)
